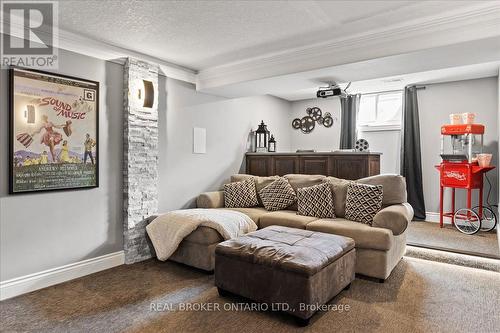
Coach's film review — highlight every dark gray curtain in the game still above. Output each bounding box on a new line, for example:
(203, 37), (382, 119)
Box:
(401, 86), (426, 220)
(340, 94), (360, 149)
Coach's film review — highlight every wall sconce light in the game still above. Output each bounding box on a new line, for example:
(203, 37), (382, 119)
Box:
(137, 80), (154, 108)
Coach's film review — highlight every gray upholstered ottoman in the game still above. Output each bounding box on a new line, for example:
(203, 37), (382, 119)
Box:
(215, 225), (355, 325)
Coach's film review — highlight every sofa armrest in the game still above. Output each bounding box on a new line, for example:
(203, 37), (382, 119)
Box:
(372, 203), (413, 236)
(197, 191), (224, 208)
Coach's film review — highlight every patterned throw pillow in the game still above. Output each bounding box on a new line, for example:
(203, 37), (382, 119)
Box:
(344, 183), (383, 225)
(223, 179), (259, 208)
(258, 178), (297, 211)
(297, 182), (335, 218)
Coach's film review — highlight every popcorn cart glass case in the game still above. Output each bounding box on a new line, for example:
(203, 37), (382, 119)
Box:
(436, 124), (496, 234)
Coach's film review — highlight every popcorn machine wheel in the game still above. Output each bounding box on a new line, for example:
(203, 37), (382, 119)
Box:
(435, 124), (497, 235)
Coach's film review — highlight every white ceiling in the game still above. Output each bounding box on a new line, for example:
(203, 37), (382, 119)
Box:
(58, 1), (489, 71)
(197, 35), (500, 100)
(276, 61), (500, 101)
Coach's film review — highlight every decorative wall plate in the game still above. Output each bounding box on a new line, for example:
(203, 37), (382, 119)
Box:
(292, 118), (301, 129)
(310, 107), (322, 121)
(323, 116), (333, 128)
(292, 107), (336, 133)
(300, 116), (315, 134)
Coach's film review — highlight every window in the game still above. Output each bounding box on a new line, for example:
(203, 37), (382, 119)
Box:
(358, 91), (403, 131)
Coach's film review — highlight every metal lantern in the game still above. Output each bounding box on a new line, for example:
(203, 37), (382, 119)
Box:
(255, 120), (269, 152)
(268, 134), (276, 152)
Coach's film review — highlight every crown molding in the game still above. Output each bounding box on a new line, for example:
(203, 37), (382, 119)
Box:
(197, 2), (500, 91)
(55, 29), (197, 83)
(1, 15), (197, 83)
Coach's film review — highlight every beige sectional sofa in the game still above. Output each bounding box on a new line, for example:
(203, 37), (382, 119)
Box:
(171, 173), (413, 282)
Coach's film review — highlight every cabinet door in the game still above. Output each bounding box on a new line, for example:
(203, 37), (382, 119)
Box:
(368, 156), (381, 176)
(335, 157), (367, 180)
(273, 156), (299, 176)
(246, 156), (272, 176)
(299, 156), (329, 175)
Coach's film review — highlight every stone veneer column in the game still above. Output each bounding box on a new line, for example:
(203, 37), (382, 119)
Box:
(123, 58), (159, 264)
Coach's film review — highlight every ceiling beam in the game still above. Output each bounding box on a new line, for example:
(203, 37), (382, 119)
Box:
(196, 2), (500, 92)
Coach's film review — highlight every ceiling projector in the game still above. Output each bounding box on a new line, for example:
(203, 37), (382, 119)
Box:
(316, 82), (348, 98)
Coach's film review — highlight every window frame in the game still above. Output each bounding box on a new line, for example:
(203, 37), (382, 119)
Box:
(357, 90), (403, 132)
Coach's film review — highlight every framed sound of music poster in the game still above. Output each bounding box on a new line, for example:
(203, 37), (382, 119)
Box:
(9, 67), (99, 193)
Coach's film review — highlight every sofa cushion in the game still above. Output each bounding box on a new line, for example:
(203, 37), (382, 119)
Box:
(230, 174), (280, 206)
(345, 183), (383, 225)
(223, 179), (259, 208)
(184, 226), (223, 245)
(323, 177), (352, 218)
(258, 178), (297, 211)
(306, 218), (393, 251)
(284, 174), (327, 192)
(297, 183), (335, 218)
(284, 174), (326, 210)
(357, 174), (407, 205)
(259, 210), (319, 229)
(222, 207), (270, 226)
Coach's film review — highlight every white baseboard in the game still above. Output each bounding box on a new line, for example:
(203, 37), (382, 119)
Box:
(0, 251), (124, 301)
(425, 212), (452, 224)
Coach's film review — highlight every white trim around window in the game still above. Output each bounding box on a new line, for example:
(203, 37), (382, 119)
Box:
(358, 124), (401, 132)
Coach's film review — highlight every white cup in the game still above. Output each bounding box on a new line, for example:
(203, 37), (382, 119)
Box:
(462, 113), (476, 124)
(449, 114), (462, 125)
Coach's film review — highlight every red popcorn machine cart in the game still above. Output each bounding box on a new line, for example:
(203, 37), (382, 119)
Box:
(435, 124), (497, 234)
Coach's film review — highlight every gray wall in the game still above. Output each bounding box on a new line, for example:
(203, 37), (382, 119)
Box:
(418, 77), (499, 213)
(0, 47), (124, 281)
(289, 98), (341, 151)
(157, 78), (292, 212)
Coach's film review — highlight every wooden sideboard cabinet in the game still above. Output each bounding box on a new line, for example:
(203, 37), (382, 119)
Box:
(246, 152), (381, 180)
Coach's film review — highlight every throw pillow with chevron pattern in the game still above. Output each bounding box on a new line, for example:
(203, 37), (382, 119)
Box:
(223, 179), (259, 208)
(344, 183), (383, 225)
(297, 182), (335, 218)
(258, 177), (297, 211)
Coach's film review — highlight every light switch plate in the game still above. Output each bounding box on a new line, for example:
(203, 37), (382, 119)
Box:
(193, 127), (206, 154)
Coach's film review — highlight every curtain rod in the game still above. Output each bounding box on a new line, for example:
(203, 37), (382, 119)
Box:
(359, 86), (426, 96)
(360, 89), (403, 96)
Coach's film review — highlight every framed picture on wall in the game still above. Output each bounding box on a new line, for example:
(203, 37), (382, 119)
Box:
(9, 67), (99, 193)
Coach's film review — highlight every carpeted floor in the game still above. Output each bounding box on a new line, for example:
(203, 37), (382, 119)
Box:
(405, 246), (500, 272)
(1, 257), (499, 333)
(407, 221), (499, 258)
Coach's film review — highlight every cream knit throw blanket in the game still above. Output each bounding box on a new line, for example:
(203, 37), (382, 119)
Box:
(146, 209), (257, 261)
